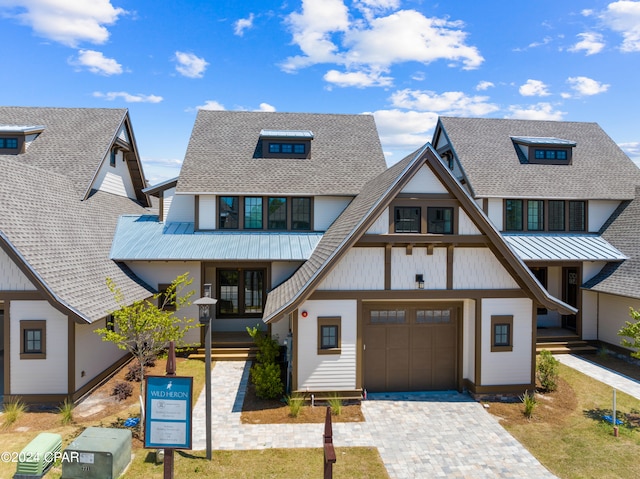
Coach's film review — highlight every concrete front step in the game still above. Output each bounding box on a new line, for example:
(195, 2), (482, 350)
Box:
(536, 341), (597, 355)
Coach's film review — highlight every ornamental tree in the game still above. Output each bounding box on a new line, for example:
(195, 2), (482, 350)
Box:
(95, 272), (199, 382)
(618, 307), (640, 359)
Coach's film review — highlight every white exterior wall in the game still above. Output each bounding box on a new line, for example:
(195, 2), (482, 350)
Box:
(486, 198), (503, 230)
(391, 247), (447, 290)
(401, 165), (448, 194)
(462, 299), (475, 382)
(583, 261), (606, 283)
(10, 301), (68, 394)
(297, 300), (357, 391)
(366, 207), (389, 234)
(537, 266), (562, 327)
(598, 293), (640, 349)
(0, 248), (36, 291)
(582, 290), (598, 340)
(166, 194), (194, 223)
(589, 200), (620, 232)
(314, 197), (351, 231)
(453, 248), (519, 289)
(162, 187), (175, 223)
(481, 297), (533, 385)
(270, 315), (290, 345)
(93, 149), (136, 199)
(458, 210), (481, 235)
(272, 261), (303, 288)
(198, 195), (217, 229)
(75, 318), (127, 390)
(318, 248), (385, 290)
(126, 261), (201, 343)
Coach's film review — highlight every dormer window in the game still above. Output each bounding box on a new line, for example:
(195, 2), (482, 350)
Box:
(0, 125), (44, 155)
(258, 129), (313, 159)
(0, 138), (18, 149)
(511, 136), (575, 165)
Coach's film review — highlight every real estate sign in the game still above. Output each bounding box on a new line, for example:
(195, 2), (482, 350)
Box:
(144, 375), (193, 449)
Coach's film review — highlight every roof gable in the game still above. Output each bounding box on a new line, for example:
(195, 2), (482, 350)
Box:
(263, 144), (576, 322)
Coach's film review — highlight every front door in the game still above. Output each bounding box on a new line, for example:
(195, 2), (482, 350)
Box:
(562, 267), (578, 330)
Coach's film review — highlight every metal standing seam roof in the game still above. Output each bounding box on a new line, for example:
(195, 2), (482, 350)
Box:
(110, 215), (323, 261)
(502, 234), (627, 261)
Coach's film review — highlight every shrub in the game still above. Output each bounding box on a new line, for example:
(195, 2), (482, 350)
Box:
(247, 325), (280, 364)
(521, 390), (537, 419)
(286, 394), (304, 418)
(537, 349), (560, 392)
(251, 363), (283, 400)
(328, 395), (343, 416)
(58, 398), (74, 425)
(111, 381), (133, 401)
(2, 398), (26, 429)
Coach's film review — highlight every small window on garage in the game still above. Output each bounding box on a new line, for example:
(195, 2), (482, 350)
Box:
(20, 320), (46, 359)
(318, 316), (341, 354)
(491, 315), (513, 352)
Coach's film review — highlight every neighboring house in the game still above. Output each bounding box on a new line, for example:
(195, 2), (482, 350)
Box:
(432, 117), (640, 355)
(120, 111), (581, 398)
(0, 107), (154, 404)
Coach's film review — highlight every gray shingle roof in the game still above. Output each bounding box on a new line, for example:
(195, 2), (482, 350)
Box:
(584, 188), (640, 299)
(0, 107), (153, 322)
(177, 111), (387, 195)
(438, 117), (640, 199)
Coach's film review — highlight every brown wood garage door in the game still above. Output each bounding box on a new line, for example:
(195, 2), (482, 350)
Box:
(363, 303), (458, 392)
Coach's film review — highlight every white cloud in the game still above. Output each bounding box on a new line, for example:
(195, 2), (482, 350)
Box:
(390, 89), (499, 116)
(506, 102), (565, 121)
(324, 68), (393, 87)
(93, 91), (163, 103)
(0, 0), (125, 47)
(619, 141), (640, 161)
(569, 32), (605, 55)
(600, 0), (640, 52)
(476, 81), (494, 91)
(196, 100), (226, 110)
(174, 51), (208, 78)
(234, 13), (254, 36)
(519, 79), (551, 97)
(565, 76), (610, 97)
(282, 1), (483, 87)
(255, 103), (276, 112)
(71, 49), (122, 75)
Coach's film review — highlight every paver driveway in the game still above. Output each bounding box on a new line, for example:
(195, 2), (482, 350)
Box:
(192, 361), (557, 478)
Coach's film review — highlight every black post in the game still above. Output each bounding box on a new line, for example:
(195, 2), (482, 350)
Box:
(323, 406), (336, 479)
(164, 341), (177, 479)
(205, 316), (212, 460)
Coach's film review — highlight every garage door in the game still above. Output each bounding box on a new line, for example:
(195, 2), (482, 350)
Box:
(363, 303), (458, 392)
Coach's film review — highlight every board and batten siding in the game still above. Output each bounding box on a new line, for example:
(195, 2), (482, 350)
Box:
(296, 300), (357, 391)
(75, 318), (127, 390)
(93, 148), (136, 199)
(317, 248), (384, 290)
(0, 248), (37, 291)
(480, 297), (533, 385)
(391, 247), (447, 289)
(10, 300), (68, 394)
(453, 248), (519, 289)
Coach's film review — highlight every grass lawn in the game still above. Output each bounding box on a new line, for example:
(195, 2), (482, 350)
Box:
(487, 361), (640, 479)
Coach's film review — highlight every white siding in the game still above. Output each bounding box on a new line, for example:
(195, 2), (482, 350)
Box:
(270, 315), (290, 345)
(162, 187), (175, 222)
(125, 261), (202, 341)
(366, 207), (389, 234)
(93, 148), (136, 198)
(581, 290), (598, 340)
(401, 165), (448, 194)
(0, 248), (36, 291)
(589, 200), (620, 232)
(486, 198), (503, 231)
(458, 209), (481, 235)
(462, 299), (475, 382)
(75, 318), (127, 390)
(598, 293), (640, 349)
(272, 261), (303, 288)
(297, 300), (357, 391)
(583, 261), (606, 283)
(453, 248), (519, 289)
(481, 297), (533, 385)
(390, 247), (447, 290)
(314, 197), (352, 231)
(198, 195), (216, 230)
(10, 301), (68, 394)
(117, 124), (130, 143)
(537, 266), (561, 328)
(318, 248), (384, 290)
(166, 194), (194, 223)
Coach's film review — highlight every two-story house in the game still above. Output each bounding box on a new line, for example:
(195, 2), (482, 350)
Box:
(431, 117), (640, 354)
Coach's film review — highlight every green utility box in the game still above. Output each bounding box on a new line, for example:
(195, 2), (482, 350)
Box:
(13, 432), (62, 479)
(61, 427), (131, 479)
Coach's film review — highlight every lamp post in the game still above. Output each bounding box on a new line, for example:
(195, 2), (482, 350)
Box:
(193, 284), (217, 460)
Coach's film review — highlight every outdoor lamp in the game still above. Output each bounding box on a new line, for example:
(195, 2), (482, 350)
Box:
(415, 274), (425, 289)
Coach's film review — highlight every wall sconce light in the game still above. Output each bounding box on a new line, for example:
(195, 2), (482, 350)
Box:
(415, 274), (424, 289)
(301, 310), (308, 318)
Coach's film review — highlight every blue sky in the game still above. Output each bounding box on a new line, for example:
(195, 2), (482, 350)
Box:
(1, 0), (639, 183)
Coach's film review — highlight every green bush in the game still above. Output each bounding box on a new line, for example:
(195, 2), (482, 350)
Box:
(251, 363), (283, 399)
(286, 394), (304, 417)
(58, 398), (74, 425)
(328, 394), (343, 416)
(2, 398), (26, 429)
(521, 390), (537, 419)
(537, 349), (560, 392)
(247, 325), (280, 364)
